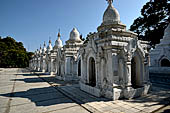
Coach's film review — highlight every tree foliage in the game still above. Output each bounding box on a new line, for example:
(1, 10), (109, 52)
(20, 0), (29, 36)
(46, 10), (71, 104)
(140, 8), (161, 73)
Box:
(0, 36), (34, 68)
(130, 0), (170, 47)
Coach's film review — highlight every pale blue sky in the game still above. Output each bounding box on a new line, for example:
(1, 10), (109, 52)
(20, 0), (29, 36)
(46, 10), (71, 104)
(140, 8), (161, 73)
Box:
(0, 0), (148, 52)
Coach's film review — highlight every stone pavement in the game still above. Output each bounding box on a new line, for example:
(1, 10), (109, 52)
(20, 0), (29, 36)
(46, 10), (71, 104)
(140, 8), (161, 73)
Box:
(0, 68), (90, 113)
(0, 68), (170, 113)
(36, 71), (170, 113)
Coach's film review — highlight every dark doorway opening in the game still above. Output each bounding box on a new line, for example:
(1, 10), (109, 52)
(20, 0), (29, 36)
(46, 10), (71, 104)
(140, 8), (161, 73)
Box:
(89, 57), (96, 87)
(131, 58), (137, 88)
(58, 63), (61, 76)
(131, 57), (141, 89)
(161, 59), (170, 67)
(78, 60), (81, 76)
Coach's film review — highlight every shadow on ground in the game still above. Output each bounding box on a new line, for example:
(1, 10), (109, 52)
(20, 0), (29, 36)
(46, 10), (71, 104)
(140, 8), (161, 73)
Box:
(161, 109), (170, 113)
(0, 71), (108, 107)
(12, 73), (79, 86)
(0, 86), (75, 106)
(1, 69), (170, 110)
(122, 87), (170, 108)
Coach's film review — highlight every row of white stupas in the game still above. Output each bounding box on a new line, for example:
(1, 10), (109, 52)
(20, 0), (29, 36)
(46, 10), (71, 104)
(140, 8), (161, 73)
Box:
(30, 27), (83, 79)
(29, 0), (170, 100)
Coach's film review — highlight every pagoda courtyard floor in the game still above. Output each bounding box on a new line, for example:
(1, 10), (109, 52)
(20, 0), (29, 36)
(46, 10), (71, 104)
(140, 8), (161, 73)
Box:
(0, 68), (170, 113)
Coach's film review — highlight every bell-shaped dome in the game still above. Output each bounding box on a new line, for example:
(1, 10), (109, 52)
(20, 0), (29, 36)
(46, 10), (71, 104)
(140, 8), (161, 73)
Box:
(54, 32), (63, 49)
(39, 46), (42, 54)
(69, 28), (81, 41)
(103, 2), (120, 25)
(55, 38), (63, 48)
(42, 42), (47, 54)
(47, 40), (53, 53)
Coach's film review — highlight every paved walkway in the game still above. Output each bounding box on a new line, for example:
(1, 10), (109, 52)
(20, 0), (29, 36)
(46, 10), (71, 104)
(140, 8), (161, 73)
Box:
(35, 70), (170, 113)
(0, 68), (170, 113)
(0, 68), (90, 113)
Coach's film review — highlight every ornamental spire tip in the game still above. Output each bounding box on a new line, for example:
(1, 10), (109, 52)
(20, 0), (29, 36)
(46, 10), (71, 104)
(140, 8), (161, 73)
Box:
(106, 0), (113, 5)
(49, 37), (51, 43)
(58, 29), (61, 38)
(44, 41), (46, 47)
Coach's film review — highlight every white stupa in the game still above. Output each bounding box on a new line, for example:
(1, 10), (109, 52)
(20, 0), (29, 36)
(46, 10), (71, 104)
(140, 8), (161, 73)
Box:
(150, 23), (170, 67)
(54, 32), (63, 50)
(66, 28), (82, 44)
(42, 42), (47, 55)
(47, 39), (53, 54)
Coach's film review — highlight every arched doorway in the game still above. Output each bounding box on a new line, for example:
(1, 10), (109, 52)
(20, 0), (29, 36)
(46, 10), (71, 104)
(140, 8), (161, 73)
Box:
(161, 59), (170, 67)
(78, 60), (81, 76)
(131, 56), (142, 89)
(58, 62), (61, 76)
(131, 57), (137, 88)
(89, 57), (96, 87)
(46, 60), (49, 72)
(53, 61), (56, 72)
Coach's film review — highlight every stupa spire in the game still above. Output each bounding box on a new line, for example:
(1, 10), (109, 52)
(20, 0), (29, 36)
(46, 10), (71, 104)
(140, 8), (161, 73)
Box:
(49, 37), (51, 44)
(43, 41), (46, 47)
(54, 29), (63, 49)
(58, 29), (61, 38)
(107, 0), (113, 5)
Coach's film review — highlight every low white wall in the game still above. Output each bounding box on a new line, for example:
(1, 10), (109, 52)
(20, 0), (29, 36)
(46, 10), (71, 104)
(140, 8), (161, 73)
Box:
(80, 82), (101, 97)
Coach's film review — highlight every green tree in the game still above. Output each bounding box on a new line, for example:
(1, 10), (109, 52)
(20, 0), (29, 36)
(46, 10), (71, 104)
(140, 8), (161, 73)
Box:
(0, 36), (33, 68)
(130, 0), (170, 47)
